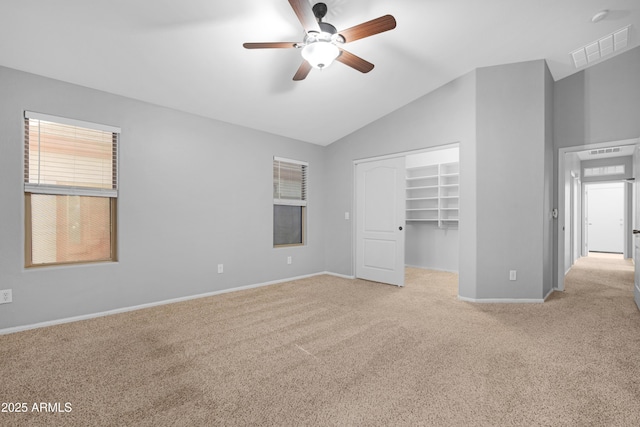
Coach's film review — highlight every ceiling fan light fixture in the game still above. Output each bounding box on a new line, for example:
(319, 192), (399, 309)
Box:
(301, 41), (340, 69)
(243, 1), (397, 80)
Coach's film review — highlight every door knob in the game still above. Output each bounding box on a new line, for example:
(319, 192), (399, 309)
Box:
(399, 226), (403, 231)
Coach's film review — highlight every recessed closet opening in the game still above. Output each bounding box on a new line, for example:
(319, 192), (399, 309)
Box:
(405, 144), (460, 273)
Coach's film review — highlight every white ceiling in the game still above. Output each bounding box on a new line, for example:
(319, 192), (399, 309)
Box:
(0, 0), (639, 146)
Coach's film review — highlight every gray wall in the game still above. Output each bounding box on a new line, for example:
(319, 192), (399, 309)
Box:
(405, 226), (459, 272)
(554, 46), (640, 278)
(554, 46), (640, 149)
(475, 60), (551, 299)
(0, 66), (325, 330)
(323, 71), (478, 297)
(325, 59), (555, 300)
(4, 45), (639, 330)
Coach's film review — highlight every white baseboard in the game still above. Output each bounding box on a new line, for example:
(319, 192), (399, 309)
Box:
(458, 287), (554, 304)
(405, 264), (459, 274)
(458, 295), (545, 304)
(1, 271), (348, 336)
(324, 271), (356, 280)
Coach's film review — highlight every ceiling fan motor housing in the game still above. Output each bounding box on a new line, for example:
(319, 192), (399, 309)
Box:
(319, 21), (337, 35)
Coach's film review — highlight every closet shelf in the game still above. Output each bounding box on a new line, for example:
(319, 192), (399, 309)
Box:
(406, 197), (438, 201)
(406, 175), (438, 180)
(406, 185), (439, 190)
(405, 161), (459, 228)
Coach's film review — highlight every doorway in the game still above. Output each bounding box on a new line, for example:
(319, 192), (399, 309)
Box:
(557, 138), (639, 293)
(585, 182), (624, 255)
(353, 143), (461, 287)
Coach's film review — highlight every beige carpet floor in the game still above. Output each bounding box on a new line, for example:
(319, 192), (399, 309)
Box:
(1, 258), (640, 426)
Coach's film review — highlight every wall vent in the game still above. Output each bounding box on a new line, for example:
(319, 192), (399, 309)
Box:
(570, 26), (630, 68)
(589, 147), (621, 156)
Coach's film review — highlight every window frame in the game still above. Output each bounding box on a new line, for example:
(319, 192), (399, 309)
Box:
(23, 111), (120, 268)
(273, 156), (308, 248)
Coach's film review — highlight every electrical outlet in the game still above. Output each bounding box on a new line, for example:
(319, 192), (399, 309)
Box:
(287, 256), (292, 265)
(217, 264), (224, 274)
(509, 270), (517, 281)
(1, 289), (12, 304)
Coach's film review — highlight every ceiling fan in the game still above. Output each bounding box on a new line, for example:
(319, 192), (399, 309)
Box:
(243, 0), (396, 81)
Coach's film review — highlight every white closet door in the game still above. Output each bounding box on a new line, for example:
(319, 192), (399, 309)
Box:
(355, 157), (406, 286)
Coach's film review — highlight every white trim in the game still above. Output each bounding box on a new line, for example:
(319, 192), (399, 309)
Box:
(24, 184), (117, 198)
(353, 142), (461, 165)
(0, 271), (361, 335)
(25, 110), (121, 133)
(324, 271), (356, 280)
(458, 296), (545, 304)
(274, 199), (307, 207)
(543, 287), (554, 301)
(273, 156), (308, 167)
(405, 264), (459, 274)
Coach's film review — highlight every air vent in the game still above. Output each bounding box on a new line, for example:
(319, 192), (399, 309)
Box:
(588, 147), (621, 155)
(571, 26), (630, 68)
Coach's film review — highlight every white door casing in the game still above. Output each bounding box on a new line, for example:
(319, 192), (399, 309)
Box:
(634, 146), (640, 311)
(355, 157), (406, 286)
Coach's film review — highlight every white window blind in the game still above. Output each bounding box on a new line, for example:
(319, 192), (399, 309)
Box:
(24, 111), (119, 198)
(273, 157), (307, 206)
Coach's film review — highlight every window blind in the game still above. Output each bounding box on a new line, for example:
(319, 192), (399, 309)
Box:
(273, 157), (307, 206)
(24, 111), (119, 198)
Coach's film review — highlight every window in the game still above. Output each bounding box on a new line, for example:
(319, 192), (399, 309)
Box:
(273, 157), (307, 246)
(583, 165), (625, 177)
(24, 111), (119, 267)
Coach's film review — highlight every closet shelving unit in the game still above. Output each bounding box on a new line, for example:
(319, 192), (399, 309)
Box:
(406, 161), (459, 227)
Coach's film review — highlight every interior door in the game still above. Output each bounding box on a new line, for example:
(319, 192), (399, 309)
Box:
(586, 182), (624, 253)
(355, 157), (406, 286)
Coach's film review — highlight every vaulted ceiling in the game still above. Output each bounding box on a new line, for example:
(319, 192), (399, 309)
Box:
(1, 0), (638, 145)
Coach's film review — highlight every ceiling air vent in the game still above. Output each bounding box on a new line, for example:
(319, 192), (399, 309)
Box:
(589, 147), (621, 155)
(570, 26), (630, 68)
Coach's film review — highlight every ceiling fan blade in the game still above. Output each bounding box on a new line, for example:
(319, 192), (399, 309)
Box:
(336, 49), (374, 73)
(293, 60), (312, 81)
(288, 0), (321, 33)
(339, 15), (396, 43)
(243, 42), (298, 49)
